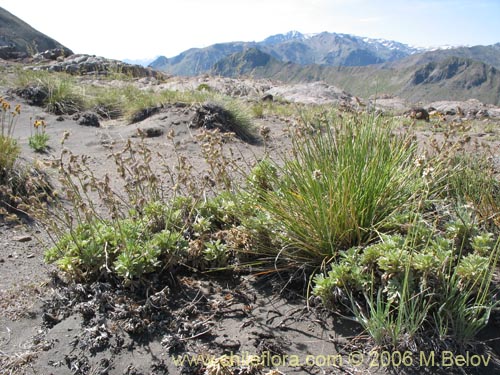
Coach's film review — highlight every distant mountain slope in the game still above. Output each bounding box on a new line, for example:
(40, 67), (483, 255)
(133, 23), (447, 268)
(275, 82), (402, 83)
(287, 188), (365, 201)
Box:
(212, 49), (500, 105)
(150, 42), (255, 76)
(150, 31), (422, 75)
(212, 48), (281, 77)
(0, 6), (72, 59)
(390, 45), (500, 70)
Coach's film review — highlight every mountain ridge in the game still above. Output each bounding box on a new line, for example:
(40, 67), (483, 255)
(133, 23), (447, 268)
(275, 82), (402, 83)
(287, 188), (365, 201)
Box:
(149, 31), (425, 75)
(211, 48), (500, 105)
(0, 6), (72, 59)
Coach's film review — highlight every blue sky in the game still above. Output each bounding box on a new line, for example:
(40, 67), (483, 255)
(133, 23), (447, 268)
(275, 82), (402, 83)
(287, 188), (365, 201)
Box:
(2, 0), (499, 60)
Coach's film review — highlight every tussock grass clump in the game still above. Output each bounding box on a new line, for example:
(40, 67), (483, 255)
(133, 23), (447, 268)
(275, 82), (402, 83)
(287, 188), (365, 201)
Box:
(191, 101), (260, 145)
(15, 70), (85, 114)
(253, 112), (420, 263)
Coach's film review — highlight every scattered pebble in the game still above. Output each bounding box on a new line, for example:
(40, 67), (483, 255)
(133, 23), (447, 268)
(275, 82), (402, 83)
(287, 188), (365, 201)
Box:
(13, 235), (33, 242)
(27, 254), (35, 259)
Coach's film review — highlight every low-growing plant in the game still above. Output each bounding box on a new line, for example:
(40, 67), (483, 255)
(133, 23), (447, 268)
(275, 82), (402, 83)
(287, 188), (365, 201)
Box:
(251, 103), (264, 118)
(350, 273), (432, 350)
(38, 129), (256, 281)
(196, 83), (212, 92)
(28, 120), (50, 152)
(313, 201), (499, 351)
(0, 99), (53, 220)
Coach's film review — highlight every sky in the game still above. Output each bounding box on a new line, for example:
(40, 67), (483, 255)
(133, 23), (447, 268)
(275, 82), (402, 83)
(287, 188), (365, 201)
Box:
(2, 0), (500, 61)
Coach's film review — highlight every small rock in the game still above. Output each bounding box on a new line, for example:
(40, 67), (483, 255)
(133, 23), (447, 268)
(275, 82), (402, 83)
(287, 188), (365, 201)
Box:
(13, 235), (32, 242)
(42, 312), (61, 327)
(214, 337), (241, 350)
(27, 254), (35, 259)
(0, 258), (4, 263)
(56, 116), (65, 121)
(129, 106), (160, 124)
(78, 112), (100, 127)
(15, 86), (48, 106)
(406, 107), (430, 122)
(261, 93), (274, 102)
(135, 127), (164, 138)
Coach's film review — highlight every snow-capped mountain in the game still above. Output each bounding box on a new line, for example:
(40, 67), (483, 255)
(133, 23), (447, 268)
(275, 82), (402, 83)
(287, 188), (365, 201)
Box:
(150, 31), (442, 75)
(260, 31), (307, 45)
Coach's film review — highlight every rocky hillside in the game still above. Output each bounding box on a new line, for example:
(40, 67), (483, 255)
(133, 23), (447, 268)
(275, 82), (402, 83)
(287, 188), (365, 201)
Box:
(0, 6), (72, 59)
(150, 31), (422, 75)
(211, 47), (500, 105)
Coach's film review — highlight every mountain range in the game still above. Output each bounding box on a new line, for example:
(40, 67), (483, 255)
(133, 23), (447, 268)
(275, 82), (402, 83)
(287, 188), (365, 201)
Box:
(149, 32), (500, 105)
(149, 31), (423, 75)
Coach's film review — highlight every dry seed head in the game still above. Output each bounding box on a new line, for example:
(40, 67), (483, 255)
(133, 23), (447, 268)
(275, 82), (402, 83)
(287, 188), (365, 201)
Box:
(312, 169), (323, 180)
(167, 128), (175, 140)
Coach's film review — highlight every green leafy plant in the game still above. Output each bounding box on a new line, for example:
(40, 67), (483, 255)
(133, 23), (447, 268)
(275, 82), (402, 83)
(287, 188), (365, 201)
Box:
(350, 277), (432, 350)
(28, 119), (50, 152)
(196, 83), (212, 92)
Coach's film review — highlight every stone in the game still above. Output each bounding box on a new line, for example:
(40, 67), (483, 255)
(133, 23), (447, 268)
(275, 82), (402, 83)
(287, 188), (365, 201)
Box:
(261, 93), (274, 102)
(25, 54), (167, 79)
(134, 126), (164, 138)
(13, 235), (32, 242)
(129, 106), (161, 124)
(407, 107), (430, 122)
(77, 112), (100, 127)
(15, 85), (48, 106)
(34, 48), (72, 61)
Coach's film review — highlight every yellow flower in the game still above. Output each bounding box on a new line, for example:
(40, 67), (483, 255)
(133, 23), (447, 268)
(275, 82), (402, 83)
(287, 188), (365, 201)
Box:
(2, 101), (10, 111)
(14, 104), (21, 114)
(34, 120), (45, 129)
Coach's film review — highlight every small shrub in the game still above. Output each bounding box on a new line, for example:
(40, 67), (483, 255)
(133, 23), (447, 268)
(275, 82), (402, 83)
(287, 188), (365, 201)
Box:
(313, 208), (499, 350)
(196, 83), (212, 92)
